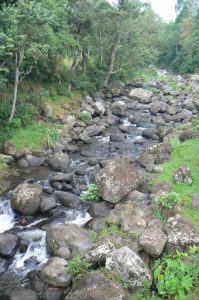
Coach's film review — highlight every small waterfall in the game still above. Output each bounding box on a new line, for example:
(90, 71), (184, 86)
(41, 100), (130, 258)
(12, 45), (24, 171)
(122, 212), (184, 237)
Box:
(0, 197), (15, 233)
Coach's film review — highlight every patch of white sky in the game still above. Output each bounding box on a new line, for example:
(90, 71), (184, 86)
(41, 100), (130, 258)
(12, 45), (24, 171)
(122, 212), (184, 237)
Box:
(107, 0), (177, 22)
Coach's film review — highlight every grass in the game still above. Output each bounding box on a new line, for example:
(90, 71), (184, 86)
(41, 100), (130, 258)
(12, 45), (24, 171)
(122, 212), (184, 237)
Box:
(8, 122), (59, 151)
(157, 138), (199, 227)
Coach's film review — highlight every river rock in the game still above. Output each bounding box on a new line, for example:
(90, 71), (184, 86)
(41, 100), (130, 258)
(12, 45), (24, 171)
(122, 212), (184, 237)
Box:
(0, 154), (14, 164)
(121, 216), (146, 237)
(88, 201), (111, 218)
(84, 125), (104, 137)
(150, 101), (168, 114)
(139, 227), (167, 257)
(85, 242), (115, 266)
(192, 194), (199, 209)
(18, 158), (30, 168)
(0, 233), (19, 258)
(3, 141), (16, 156)
(40, 196), (57, 213)
(66, 274), (127, 300)
(142, 128), (159, 140)
(55, 192), (81, 208)
(48, 153), (70, 172)
(0, 258), (10, 275)
(129, 88), (153, 104)
(110, 133), (124, 142)
(50, 173), (73, 183)
(105, 246), (152, 288)
(173, 167), (192, 185)
(111, 101), (127, 117)
(95, 159), (139, 204)
(179, 130), (199, 142)
(93, 101), (106, 116)
(166, 217), (199, 252)
(137, 153), (155, 169)
(46, 224), (93, 259)
(11, 183), (43, 215)
(41, 257), (71, 288)
(2, 289), (38, 300)
(41, 288), (62, 300)
(26, 155), (45, 167)
(124, 190), (147, 203)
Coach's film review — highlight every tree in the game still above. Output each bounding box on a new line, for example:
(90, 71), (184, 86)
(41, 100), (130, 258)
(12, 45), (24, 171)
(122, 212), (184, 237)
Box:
(0, 0), (56, 122)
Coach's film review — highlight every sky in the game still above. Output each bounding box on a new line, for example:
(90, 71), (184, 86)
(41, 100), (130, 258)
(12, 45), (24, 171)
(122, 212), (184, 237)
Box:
(108, 0), (177, 22)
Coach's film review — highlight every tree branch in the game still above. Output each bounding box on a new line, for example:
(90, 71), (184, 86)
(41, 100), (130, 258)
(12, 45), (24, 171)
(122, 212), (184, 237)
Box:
(19, 66), (32, 82)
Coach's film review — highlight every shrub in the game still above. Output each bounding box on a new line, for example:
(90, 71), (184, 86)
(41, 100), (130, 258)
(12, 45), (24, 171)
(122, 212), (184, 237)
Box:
(79, 110), (92, 125)
(80, 184), (99, 202)
(155, 191), (181, 209)
(66, 256), (92, 277)
(153, 247), (199, 300)
(100, 224), (129, 239)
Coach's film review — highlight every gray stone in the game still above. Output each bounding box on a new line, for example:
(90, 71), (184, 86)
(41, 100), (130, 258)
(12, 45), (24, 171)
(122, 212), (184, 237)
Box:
(166, 217), (199, 252)
(2, 289), (38, 300)
(179, 130), (199, 142)
(3, 141), (16, 156)
(129, 88), (153, 104)
(111, 101), (127, 117)
(26, 155), (45, 167)
(173, 167), (192, 185)
(88, 201), (111, 218)
(55, 192), (81, 208)
(48, 153), (70, 172)
(83, 125), (104, 137)
(150, 101), (168, 114)
(142, 128), (159, 140)
(0, 233), (19, 258)
(85, 242), (115, 266)
(40, 197), (57, 213)
(95, 158), (139, 204)
(0, 154), (14, 164)
(121, 216), (146, 237)
(65, 274), (127, 300)
(11, 183), (43, 215)
(105, 246), (152, 288)
(18, 158), (30, 168)
(137, 153), (155, 169)
(50, 173), (73, 183)
(46, 224), (93, 259)
(139, 227), (167, 257)
(41, 257), (72, 288)
(41, 288), (62, 300)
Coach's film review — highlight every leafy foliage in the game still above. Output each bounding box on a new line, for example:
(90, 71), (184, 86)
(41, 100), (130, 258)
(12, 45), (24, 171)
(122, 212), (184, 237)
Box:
(66, 256), (92, 277)
(80, 183), (99, 203)
(155, 192), (181, 210)
(153, 248), (199, 300)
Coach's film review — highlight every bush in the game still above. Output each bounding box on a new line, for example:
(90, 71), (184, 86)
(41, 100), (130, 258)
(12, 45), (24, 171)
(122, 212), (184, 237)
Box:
(80, 184), (99, 202)
(153, 247), (199, 300)
(66, 256), (92, 277)
(79, 110), (92, 125)
(155, 191), (181, 210)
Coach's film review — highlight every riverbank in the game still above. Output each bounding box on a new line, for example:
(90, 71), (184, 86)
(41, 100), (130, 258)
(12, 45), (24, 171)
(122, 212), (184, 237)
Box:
(0, 72), (199, 299)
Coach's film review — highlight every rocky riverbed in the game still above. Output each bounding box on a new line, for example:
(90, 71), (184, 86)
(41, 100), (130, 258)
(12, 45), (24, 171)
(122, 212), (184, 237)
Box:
(0, 73), (199, 299)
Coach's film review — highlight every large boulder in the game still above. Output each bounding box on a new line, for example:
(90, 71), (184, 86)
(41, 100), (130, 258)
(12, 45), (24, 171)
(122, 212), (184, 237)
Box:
(66, 274), (128, 300)
(0, 233), (20, 258)
(48, 153), (70, 172)
(139, 227), (167, 257)
(95, 159), (139, 204)
(88, 202), (111, 218)
(105, 246), (152, 288)
(41, 257), (72, 288)
(46, 224), (93, 259)
(111, 101), (127, 117)
(166, 217), (199, 252)
(11, 183), (43, 215)
(25, 155), (45, 167)
(179, 130), (199, 142)
(129, 88), (153, 104)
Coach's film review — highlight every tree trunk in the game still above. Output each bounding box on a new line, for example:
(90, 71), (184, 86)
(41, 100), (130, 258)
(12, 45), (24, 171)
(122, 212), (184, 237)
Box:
(9, 49), (24, 123)
(82, 49), (88, 75)
(9, 52), (19, 123)
(103, 34), (121, 87)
